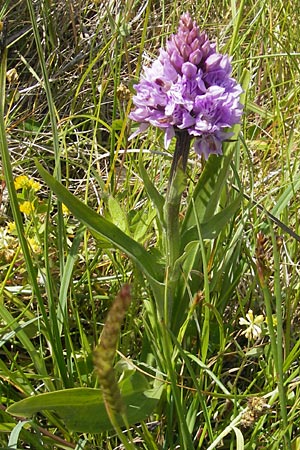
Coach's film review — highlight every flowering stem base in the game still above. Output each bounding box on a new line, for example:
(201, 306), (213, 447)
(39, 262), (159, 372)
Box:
(169, 130), (192, 184)
(164, 131), (191, 326)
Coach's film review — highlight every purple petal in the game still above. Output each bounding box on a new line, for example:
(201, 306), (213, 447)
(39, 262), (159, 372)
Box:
(194, 134), (223, 159)
(182, 62), (197, 78)
(164, 126), (175, 148)
(129, 12), (244, 159)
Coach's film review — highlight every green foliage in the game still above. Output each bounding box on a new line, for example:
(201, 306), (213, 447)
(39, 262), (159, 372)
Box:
(7, 371), (163, 433)
(1, 0), (300, 449)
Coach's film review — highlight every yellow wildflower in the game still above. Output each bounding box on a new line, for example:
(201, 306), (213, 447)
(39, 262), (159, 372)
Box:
(28, 237), (41, 254)
(62, 203), (70, 215)
(14, 175), (41, 192)
(265, 315), (278, 330)
(19, 201), (35, 215)
(7, 222), (16, 233)
(14, 175), (30, 190)
(28, 178), (41, 192)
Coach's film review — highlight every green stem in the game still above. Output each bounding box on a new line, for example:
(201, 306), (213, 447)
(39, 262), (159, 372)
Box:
(257, 222), (291, 449)
(164, 130), (191, 326)
(169, 130), (192, 184)
(270, 225), (292, 449)
(107, 410), (135, 450)
(26, 0), (65, 277)
(161, 321), (194, 448)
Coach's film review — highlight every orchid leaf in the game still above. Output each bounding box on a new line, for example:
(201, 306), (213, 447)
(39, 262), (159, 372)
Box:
(183, 149), (234, 230)
(107, 195), (130, 234)
(7, 371), (164, 433)
(138, 155), (165, 228)
(35, 161), (164, 288)
(181, 194), (242, 247)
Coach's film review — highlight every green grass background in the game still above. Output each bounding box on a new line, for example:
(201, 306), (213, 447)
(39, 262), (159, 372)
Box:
(1, 0), (300, 448)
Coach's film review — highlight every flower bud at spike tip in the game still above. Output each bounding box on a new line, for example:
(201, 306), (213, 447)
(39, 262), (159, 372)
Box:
(129, 12), (243, 159)
(93, 284), (131, 415)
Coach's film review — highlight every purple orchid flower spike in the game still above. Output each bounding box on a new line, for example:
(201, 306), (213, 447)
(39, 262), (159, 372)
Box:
(129, 12), (243, 161)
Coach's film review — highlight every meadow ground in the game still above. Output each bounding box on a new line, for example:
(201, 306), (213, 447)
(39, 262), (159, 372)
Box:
(1, 1), (300, 449)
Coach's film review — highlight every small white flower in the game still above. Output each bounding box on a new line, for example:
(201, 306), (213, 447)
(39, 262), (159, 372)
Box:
(0, 228), (12, 249)
(239, 309), (264, 340)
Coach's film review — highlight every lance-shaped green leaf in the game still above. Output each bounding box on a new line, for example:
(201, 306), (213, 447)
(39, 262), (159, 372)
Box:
(7, 371), (164, 433)
(181, 194), (243, 247)
(183, 149), (234, 230)
(35, 161), (164, 290)
(138, 155), (165, 229)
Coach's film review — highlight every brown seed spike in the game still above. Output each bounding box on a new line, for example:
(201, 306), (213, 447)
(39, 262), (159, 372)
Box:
(93, 284), (131, 416)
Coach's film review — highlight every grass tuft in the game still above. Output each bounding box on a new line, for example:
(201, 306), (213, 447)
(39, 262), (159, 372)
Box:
(0, 1), (300, 448)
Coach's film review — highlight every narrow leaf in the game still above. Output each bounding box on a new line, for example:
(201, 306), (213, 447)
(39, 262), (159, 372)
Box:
(57, 227), (85, 334)
(181, 194), (242, 247)
(271, 175), (300, 218)
(232, 426), (245, 449)
(183, 149), (234, 230)
(35, 161), (163, 285)
(139, 156), (165, 228)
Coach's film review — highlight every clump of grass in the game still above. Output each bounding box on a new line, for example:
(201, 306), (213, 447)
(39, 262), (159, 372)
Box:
(0, 1), (300, 449)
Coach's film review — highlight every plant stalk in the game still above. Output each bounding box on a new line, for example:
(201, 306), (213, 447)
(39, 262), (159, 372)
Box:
(164, 130), (191, 326)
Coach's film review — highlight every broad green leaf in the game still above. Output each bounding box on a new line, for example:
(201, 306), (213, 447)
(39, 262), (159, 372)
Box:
(7, 372), (164, 433)
(215, 240), (244, 314)
(172, 241), (200, 330)
(130, 207), (157, 243)
(35, 161), (163, 287)
(176, 241), (200, 278)
(166, 163), (186, 204)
